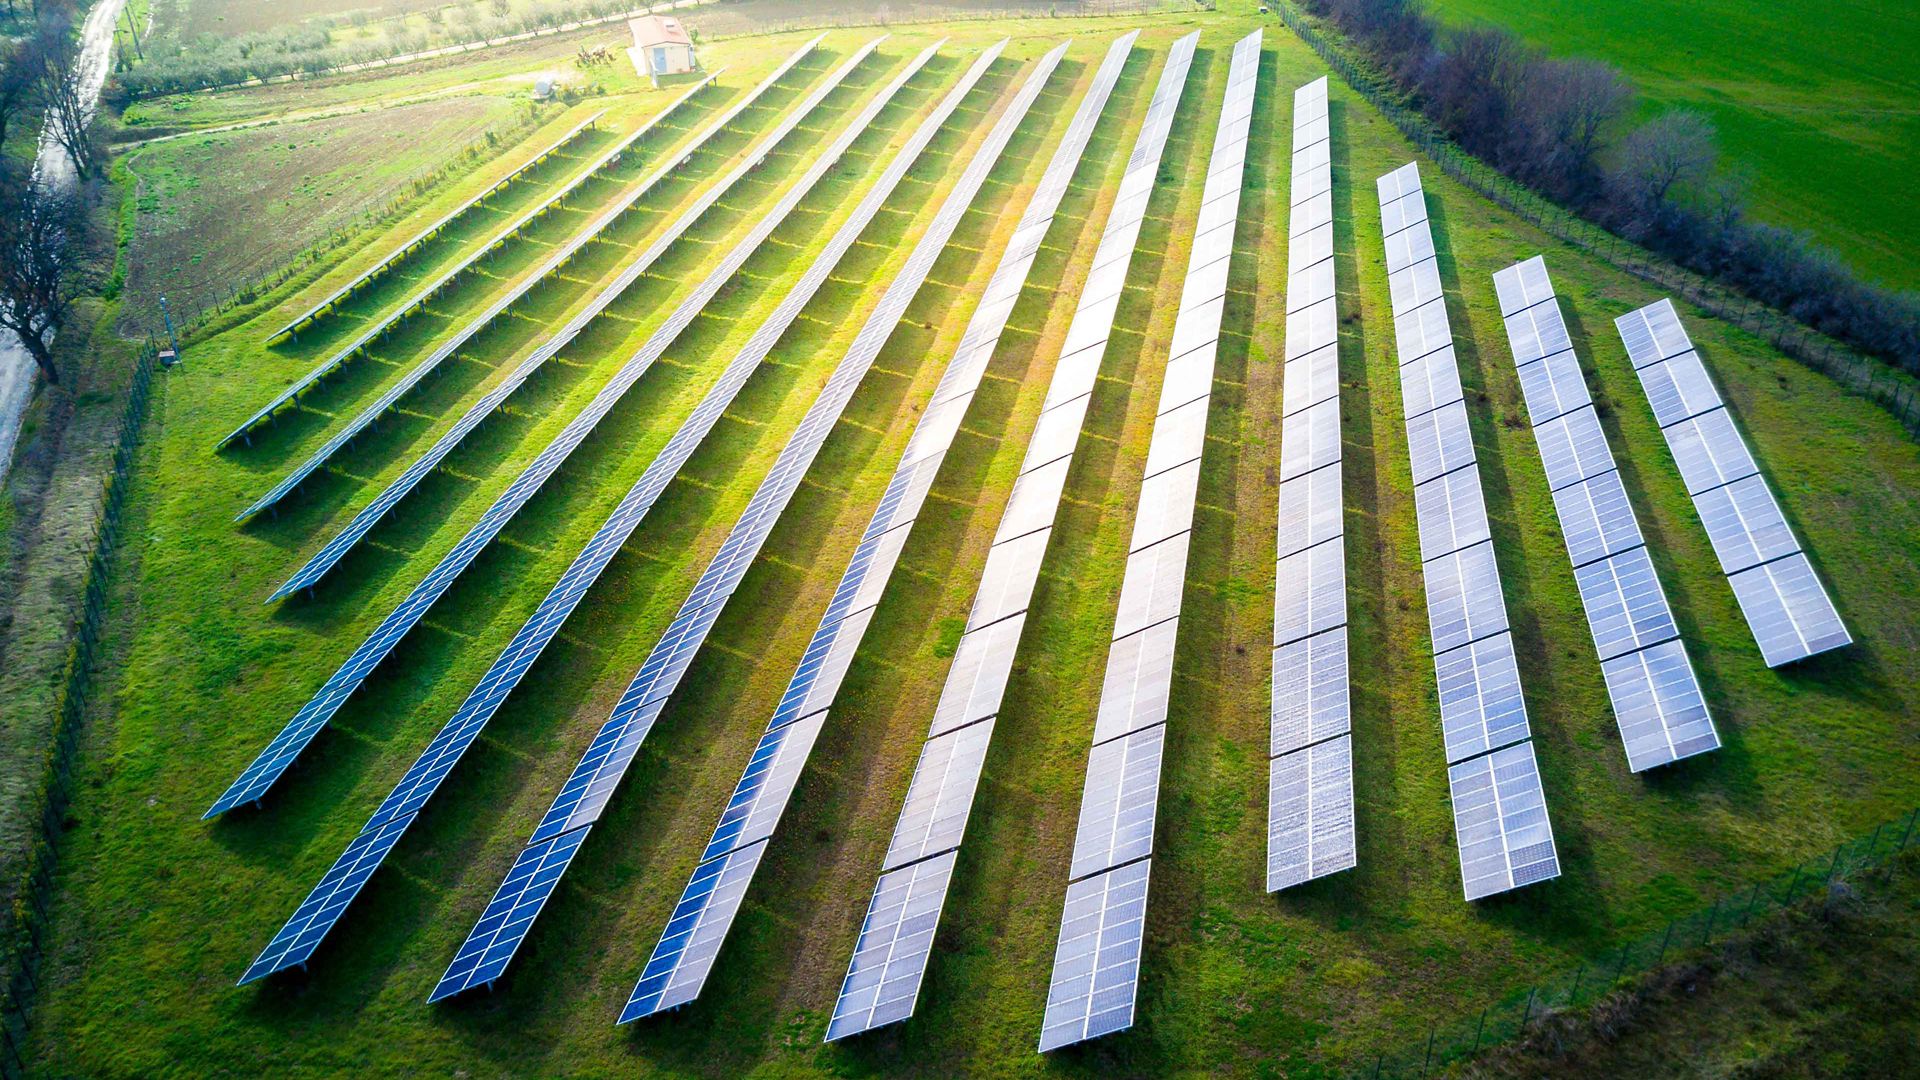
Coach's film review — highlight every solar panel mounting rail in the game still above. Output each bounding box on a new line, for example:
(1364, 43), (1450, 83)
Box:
(232, 41), (817, 522)
(264, 109), (608, 344)
(268, 38), (862, 600)
(821, 30), (1157, 1044)
(1267, 73), (1356, 894)
(1377, 166), (1559, 901)
(230, 108), (624, 450)
(1613, 298), (1850, 667)
(207, 36), (895, 823)
(1038, 30), (1255, 1055)
(617, 39), (1072, 1023)
(1493, 256), (1719, 772)
(427, 39), (1012, 1005)
(231, 38), (944, 986)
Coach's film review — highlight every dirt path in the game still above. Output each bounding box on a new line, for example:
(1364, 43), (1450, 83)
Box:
(0, 0), (126, 491)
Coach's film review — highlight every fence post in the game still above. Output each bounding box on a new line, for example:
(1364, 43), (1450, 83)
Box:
(1519, 985), (1537, 1028)
(1567, 963), (1584, 1006)
(1742, 881), (1764, 926)
(1654, 921), (1674, 965)
(1471, 1007), (1488, 1053)
(1827, 841), (1846, 884)
(1421, 1024), (1436, 1075)
(1701, 899), (1718, 946)
(1901, 807), (1919, 851)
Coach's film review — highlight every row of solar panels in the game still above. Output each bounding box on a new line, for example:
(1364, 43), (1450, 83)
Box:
(1378, 163), (1560, 901)
(232, 109), (620, 448)
(234, 38), (962, 983)
(209, 35), (888, 823)
(1040, 30), (1253, 1053)
(234, 67), (738, 518)
(1492, 256), (1720, 773)
(1268, 74), (1357, 895)
(1613, 300), (1851, 667)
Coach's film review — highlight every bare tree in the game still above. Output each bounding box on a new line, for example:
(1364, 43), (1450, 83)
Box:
(0, 168), (87, 385)
(1516, 57), (1633, 199)
(26, 16), (96, 179)
(1613, 110), (1718, 210)
(0, 40), (31, 149)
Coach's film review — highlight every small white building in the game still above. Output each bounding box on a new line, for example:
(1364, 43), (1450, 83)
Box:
(628, 15), (698, 80)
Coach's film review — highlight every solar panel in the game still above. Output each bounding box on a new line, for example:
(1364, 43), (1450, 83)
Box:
(1266, 734), (1356, 891)
(1600, 639), (1719, 772)
(1289, 222), (1334, 275)
(1291, 187), (1333, 235)
(1531, 406), (1615, 491)
(1274, 537), (1348, 646)
(1400, 344), (1464, 419)
(1413, 463), (1492, 561)
(1572, 546), (1681, 661)
(1424, 540), (1509, 654)
(207, 36), (908, 820)
(1449, 741), (1560, 901)
(1270, 630), (1351, 756)
(1551, 469), (1645, 569)
(1614, 299), (1848, 666)
(1382, 219), (1435, 274)
(1405, 399), (1476, 486)
(1727, 553), (1852, 667)
(1280, 397), (1342, 479)
(620, 839), (767, 1020)
(1286, 297), (1339, 359)
(1433, 632), (1530, 762)
(426, 41), (1031, 1005)
(1388, 257), (1444, 315)
(1283, 343), (1340, 415)
(1635, 350), (1722, 428)
(1375, 161), (1420, 205)
(828, 30), (1188, 1042)
(1038, 859), (1151, 1052)
(1040, 33), (1261, 1047)
(1287, 258), (1336, 313)
(1393, 299), (1452, 363)
(1502, 300), (1573, 365)
(1379, 188), (1429, 236)
(1491, 255), (1552, 318)
(883, 720), (998, 870)
(1274, 459), (1343, 560)
(1514, 350), (1591, 424)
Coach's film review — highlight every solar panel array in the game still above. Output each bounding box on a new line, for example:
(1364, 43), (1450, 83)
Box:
(1267, 74), (1356, 896)
(616, 37), (1077, 1024)
(1614, 299), (1851, 667)
(233, 40), (957, 986)
(231, 108), (624, 448)
(1494, 257), (1720, 772)
(824, 31), (1189, 1046)
(1040, 31), (1243, 1054)
(1378, 165), (1559, 900)
(233, 43), (818, 521)
(426, 41), (1016, 1004)
(209, 38), (913, 824)
(263, 108), (610, 343)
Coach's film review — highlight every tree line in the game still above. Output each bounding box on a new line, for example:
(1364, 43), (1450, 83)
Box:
(1, 0), (95, 386)
(1307, 0), (1920, 371)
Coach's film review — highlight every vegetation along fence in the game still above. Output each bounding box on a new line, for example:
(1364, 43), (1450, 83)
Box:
(1275, 3), (1920, 441)
(1349, 804), (1920, 1078)
(0, 343), (159, 1080)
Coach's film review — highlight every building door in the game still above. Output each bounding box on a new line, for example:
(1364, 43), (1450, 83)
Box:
(653, 46), (667, 72)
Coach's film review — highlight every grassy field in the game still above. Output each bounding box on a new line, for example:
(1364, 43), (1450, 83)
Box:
(16, 6), (1920, 1077)
(1426, 0), (1920, 292)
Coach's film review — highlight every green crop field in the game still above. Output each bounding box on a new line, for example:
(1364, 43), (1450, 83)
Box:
(11, 5), (1920, 1078)
(1425, 0), (1920, 292)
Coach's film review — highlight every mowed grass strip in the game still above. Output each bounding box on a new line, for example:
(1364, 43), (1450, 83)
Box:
(26, 13), (1920, 1077)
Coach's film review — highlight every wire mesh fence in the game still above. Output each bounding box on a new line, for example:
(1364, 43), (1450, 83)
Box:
(0, 342), (159, 1080)
(1350, 805), (1920, 1078)
(1273, 2), (1920, 441)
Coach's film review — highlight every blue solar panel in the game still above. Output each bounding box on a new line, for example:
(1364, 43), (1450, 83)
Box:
(239, 812), (414, 984)
(206, 40), (888, 821)
(438, 42), (1017, 1005)
(426, 826), (588, 1001)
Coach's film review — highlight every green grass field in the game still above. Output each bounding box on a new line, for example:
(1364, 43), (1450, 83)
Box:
(16, 6), (1920, 1077)
(1426, 0), (1920, 292)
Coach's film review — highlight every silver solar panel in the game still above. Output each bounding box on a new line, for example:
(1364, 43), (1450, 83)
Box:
(1573, 547), (1680, 661)
(996, 456), (1074, 544)
(1515, 350), (1591, 423)
(1038, 859), (1151, 1052)
(1424, 540), (1510, 654)
(1275, 460), (1344, 559)
(1274, 537), (1348, 646)
(1433, 632), (1530, 762)
(1112, 532), (1192, 640)
(1551, 469), (1644, 569)
(1287, 258), (1337, 313)
(1280, 397), (1342, 479)
(1614, 297), (1691, 367)
(930, 612), (1025, 738)
(1449, 741), (1560, 901)
(1388, 257), (1444, 313)
(1069, 727), (1167, 879)
(970, 528), (1051, 628)
(1286, 297), (1339, 358)
(1291, 187), (1334, 235)
(1142, 396), (1209, 478)
(1289, 222), (1334, 275)
(827, 851), (957, 1041)
(1665, 408), (1759, 495)
(1399, 343), (1464, 418)
(1600, 639), (1718, 772)
(1375, 161), (1420, 206)
(883, 720), (996, 870)
(1727, 553), (1852, 667)
(1491, 255), (1552, 318)
(1503, 301), (1573, 365)
(1270, 630), (1351, 756)
(1694, 474), (1798, 574)
(1405, 399), (1476, 486)
(1266, 735), (1357, 891)
(1532, 406), (1615, 491)
(1383, 221), (1436, 274)
(1283, 344), (1341, 415)
(1379, 189), (1429, 236)
(1394, 299), (1452, 363)
(1636, 350), (1722, 428)
(1094, 618), (1178, 744)
(1413, 463), (1492, 561)
(1130, 459), (1201, 552)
